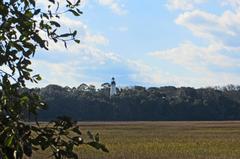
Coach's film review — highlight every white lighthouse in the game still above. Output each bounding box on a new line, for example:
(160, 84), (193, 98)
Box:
(110, 77), (117, 97)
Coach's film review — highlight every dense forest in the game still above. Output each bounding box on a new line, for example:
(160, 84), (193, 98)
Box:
(28, 84), (240, 121)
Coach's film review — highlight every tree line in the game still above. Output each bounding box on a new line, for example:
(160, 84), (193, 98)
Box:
(28, 84), (240, 121)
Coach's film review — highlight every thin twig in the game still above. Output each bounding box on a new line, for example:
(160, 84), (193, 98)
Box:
(0, 69), (17, 82)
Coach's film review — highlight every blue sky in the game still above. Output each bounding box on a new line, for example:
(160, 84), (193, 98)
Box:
(32, 0), (240, 88)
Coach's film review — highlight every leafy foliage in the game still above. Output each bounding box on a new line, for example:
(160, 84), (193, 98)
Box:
(0, 0), (107, 158)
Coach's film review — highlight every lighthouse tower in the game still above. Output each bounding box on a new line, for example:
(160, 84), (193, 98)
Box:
(110, 77), (117, 97)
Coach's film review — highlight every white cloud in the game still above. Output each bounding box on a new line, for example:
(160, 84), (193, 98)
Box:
(30, 60), (85, 87)
(84, 33), (109, 45)
(221, 0), (240, 10)
(68, 44), (120, 64)
(149, 42), (240, 72)
(126, 60), (174, 86)
(47, 41), (120, 65)
(97, 0), (127, 15)
(166, 0), (207, 10)
(126, 59), (240, 87)
(175, 10), (240, 46)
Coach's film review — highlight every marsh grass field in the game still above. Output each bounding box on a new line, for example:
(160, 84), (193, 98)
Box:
(32, 121), (240, 159)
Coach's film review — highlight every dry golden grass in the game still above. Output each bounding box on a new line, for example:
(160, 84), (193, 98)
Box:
(32, 121), (240, 159)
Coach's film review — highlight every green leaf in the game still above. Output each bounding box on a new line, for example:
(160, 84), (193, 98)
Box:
(68, 9), (80, 16)
(76, 8), (83, 14)
(23, 50), (33, 57)
(48, 0), (55, 4)
(66, 0), (72, 5)
(75, 0), (81, 6)
(58, 33), (72, 38)
(32, 34), (47, 49)
(87, 131), (94, 140)
(34, 9), (41, 15)
(25, 10), (33, 18)
(87, 142), (109, 153)
(50, 21), (61, 27)
(72, 126), (81, 135)
(74, 39), (80, 43)
(72, 136), (83, 145)
(73, 30), (77, 37)
(95, 133), (99, 142)
(29, 0), (36, 7)
(5, 135), (14, 147)
(20, 96), (29, 105)
(42, 13), (49, 19)
(33, 74), (42, 81)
